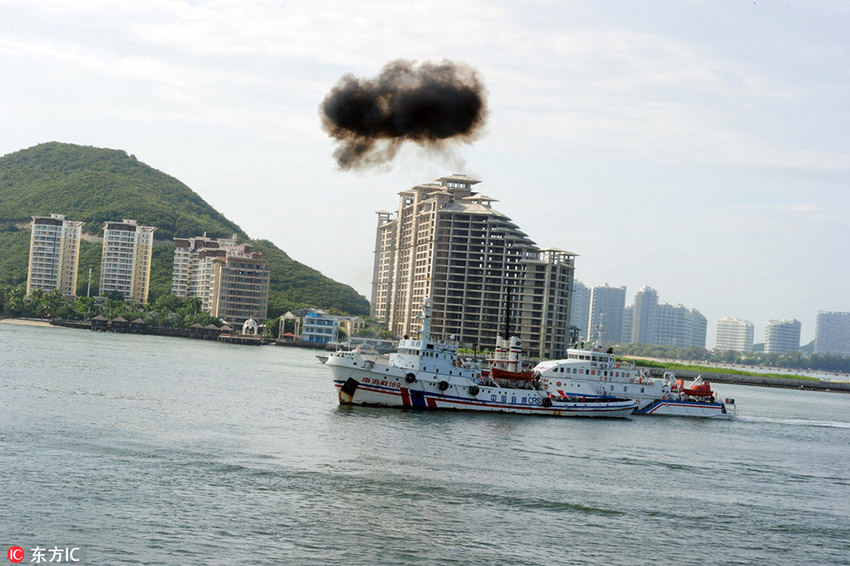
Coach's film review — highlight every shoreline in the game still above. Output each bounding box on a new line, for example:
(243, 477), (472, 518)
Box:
(0, 317), (54, 328)
(3, 318), (848, 392)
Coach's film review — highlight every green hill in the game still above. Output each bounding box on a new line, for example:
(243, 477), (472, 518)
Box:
(0, 142), (369, 316)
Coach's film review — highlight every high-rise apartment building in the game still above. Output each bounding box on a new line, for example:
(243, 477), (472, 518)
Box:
(208, 246), (270, 327)
(172, 234), (238, 311)
(371, 175), (575, 359)
(26, 214), (84, 298)
(100, 219), (156, 302)
(765, 319), (801, 354)
(631, 286), (658, 345)
(814, 312), (850, 357)
(715, 317), (754, 352)
(587, 284), (626, 343)
(622, 305), (634, 343)
(656, 303), (707, 348)
(570, 280), (591, 339)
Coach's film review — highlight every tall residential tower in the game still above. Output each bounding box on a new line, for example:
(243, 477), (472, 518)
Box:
(100, 219), (156, 302)
(371, 175), (576, 359)
(814, 312), (850, 357)
(26, 214), (84, 298)
(715, 317), (754, 352)
(765, 319), (801, 354)
(587, 284), (626, 343)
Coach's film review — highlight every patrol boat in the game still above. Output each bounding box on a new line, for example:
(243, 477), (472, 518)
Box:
(326, 300), (637, 418)
(532, 344), (735, 419)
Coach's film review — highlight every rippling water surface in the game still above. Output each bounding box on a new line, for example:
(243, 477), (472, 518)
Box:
(2, 324), (849, 565)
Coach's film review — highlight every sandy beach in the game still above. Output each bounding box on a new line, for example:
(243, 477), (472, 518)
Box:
(0, 318), (54, 328)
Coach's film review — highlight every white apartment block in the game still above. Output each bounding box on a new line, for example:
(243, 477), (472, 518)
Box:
(764, 319), (801, 354)
(26, 214), (84, 298)
(370, 174), (575, 359)
(631, 286), (658, 344)
(715, 317), (754, 352)
(814, 312), (850, 357)
(656, 304), (707, 348)
(100, 220), (156, 302)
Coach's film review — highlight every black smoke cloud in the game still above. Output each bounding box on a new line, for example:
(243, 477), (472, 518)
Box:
(320, 60), (487, 170)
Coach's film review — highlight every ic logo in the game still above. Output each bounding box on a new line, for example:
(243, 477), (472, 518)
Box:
(7, 546), (25, 563)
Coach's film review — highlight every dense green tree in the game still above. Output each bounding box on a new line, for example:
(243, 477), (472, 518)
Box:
(0, 142), (369, 315)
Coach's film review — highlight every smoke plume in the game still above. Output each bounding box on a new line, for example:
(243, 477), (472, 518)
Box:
(320, 60), (487, 170)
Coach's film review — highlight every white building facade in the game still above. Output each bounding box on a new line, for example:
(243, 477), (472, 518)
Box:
(715, 317), (754, 353)
(764, 319), (801, 354)
(100, 219), (156, 302)
(26, 213), (84, 298)
(814, 312), (850, 357)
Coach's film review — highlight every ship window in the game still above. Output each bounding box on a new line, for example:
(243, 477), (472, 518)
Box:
(623, 387), (627, 392)
(573, 369), (577, 374)
(641, 388), (645, 393)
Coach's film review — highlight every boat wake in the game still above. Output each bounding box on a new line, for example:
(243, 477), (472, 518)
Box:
(737, 415), (850, 429)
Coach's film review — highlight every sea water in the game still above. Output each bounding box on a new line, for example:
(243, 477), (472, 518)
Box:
(2, 323), (849, 565)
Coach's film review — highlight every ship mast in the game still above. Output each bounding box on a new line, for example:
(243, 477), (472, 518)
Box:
(418, 298), (432, 347)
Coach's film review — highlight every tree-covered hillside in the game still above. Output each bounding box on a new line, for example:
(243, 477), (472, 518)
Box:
(0, 142), (247, 240)
(0, 142), (369, 315)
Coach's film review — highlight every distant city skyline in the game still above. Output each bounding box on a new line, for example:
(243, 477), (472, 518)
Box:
(2, 1), (847, 346)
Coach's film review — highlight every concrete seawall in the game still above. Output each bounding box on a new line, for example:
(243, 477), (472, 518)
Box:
(643, 367), (850, 393)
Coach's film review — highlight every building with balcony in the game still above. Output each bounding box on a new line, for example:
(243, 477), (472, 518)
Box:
(715, 317), (754, 352)
(655, 304), (707, 348)
(764, 319), (801, 354)
(630, 286), (658, 345)
(301, 312), (340, 344)
(26, 214), (84, 298)
(814, 312), (850, 357)
(171, 234), (238, 311)
(208, 246), (270, 327)
(370, 174), (576, 359)
(100, 219), (156, 302)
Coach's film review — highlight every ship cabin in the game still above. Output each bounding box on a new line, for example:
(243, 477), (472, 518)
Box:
(563, 348), (615, 369)
(389, 338), (461, 373)
(535, 348), (640, 383)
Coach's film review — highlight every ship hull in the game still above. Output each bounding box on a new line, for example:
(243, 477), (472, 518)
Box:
(633, 399), (731, 418)
(328, 359), (636, 418)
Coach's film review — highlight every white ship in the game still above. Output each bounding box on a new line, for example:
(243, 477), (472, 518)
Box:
(326, 300), (637, 418)
(533, 345), (736, 419)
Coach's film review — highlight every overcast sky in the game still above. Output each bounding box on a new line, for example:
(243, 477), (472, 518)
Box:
(2, 0), (848, 346)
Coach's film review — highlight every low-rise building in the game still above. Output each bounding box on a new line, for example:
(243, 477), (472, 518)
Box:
(301, 312), (340, 344)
